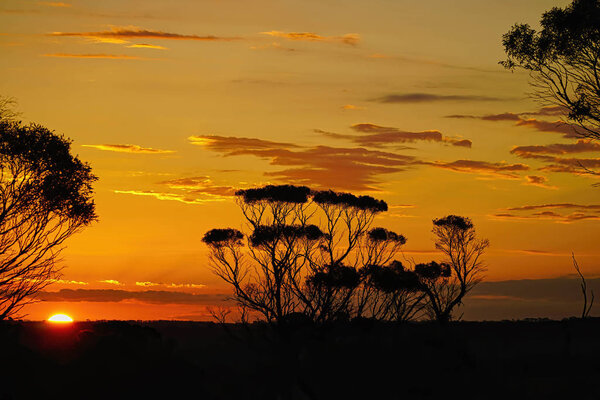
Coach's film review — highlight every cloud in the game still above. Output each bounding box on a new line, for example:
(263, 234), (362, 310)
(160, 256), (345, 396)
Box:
(159, 176), (236, 197)
(372, 93), (503, 103)
(524, 175), (557, 190)
(348, 123), (472, 148)
(260, 31), (360, 46)
(515, 119), (580, 138)
(135, 281), (206, 289)
(37, 289), (229, 305)
(507, 203), (600, 212)
(114, 190), (226, 205)
(49, 26), (239, 42)
(492, 203), (600, 223)
(426, 159), (529, 179)
(511, 140), (600, 157)
(446, 107), (581, 138)
(189, 135), (299, 153)
(54, 279), (88, 285)
(191, 135), (416, 191)
(99, 279), (123, 286)
(502, 249), (561, 256)
(509, 140), (600, 177)
(341, 104), (364, 110)
(527, 105), (569, 117)
(82, 144), (175, 154)
(43, 53), (145, 60)
(135, 281), (159, 287)
(127, 43), (167, 50)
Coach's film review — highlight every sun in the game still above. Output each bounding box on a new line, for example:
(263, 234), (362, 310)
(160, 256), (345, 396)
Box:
(47, 313), (73, 323)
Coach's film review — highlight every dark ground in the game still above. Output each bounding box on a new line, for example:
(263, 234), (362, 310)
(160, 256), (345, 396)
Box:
(1, 318), (600, 400)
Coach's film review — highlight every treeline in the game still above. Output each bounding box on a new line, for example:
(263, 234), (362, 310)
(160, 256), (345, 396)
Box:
(203, 185), (489, 326)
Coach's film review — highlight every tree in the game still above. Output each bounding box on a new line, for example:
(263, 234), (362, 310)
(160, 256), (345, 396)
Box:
(202, 185), (406, 326)
(501, 0), (600, 140)
(572, 253), (594, 318)
(0, 118), (97, 320)
(415, 216), (489, 323)
(358, 260), (425, 322)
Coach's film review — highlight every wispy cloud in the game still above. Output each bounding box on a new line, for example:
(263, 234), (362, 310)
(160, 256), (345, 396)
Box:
(189, 135), (300, 153)
(509, 140), (600, 176)
(446, 107), (581, 138)
(511, 140), (600, 157)
(426, 159), (529, 179)
(159, 176), (236, 197)
(190, 135), (415, 191)
(38, 289), (228, 305)
(82, 144), (175, 154)
(507, 203), (600, 212)
(99, 279), (123, 286)
(261, 31), (359, 46)
(127, 43), (167, 50)
(49, 26), (239, 42)
(43, 53), (145, 60)
(523, 175), (557, 190)
(54, 279), (88, 285)
(373, 93), (503, 104)
(492, 203), (600, 223)
(345, 123), (472, 148)
(114, 190), (226, 205)
(341, 104), (364, 111)
(135, 281), (206, 289)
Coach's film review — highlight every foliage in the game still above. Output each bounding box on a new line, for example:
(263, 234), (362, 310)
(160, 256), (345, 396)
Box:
(501, 0), (600, 140)
(203, 185), (406, 325)
(0, 117), (97, 319)
(418, 215), (489, 323)
(204, 186), (489, 326)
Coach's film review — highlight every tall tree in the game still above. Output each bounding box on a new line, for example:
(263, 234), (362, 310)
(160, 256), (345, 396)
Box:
(416, 216), (489, 323)
(501, 0), (600, 140)
(202, 185), (405, 325)
(0, 118), (97, 319)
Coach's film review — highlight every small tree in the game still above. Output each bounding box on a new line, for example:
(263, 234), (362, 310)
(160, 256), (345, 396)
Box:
(501, 0), (600, 140)
(416, 216), (489, 323)
(572, 253), (594, 318)
(0, 119), (97, 319)
(202, 185), (406, 325)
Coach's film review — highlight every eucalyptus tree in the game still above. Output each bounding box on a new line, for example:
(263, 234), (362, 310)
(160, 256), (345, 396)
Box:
(0, 117), (97, 319)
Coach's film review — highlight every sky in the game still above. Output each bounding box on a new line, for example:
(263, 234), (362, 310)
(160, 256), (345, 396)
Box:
(1, 0), (599, 321)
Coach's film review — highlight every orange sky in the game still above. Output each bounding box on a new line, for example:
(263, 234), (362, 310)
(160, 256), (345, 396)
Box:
(1, 0), (598, 321)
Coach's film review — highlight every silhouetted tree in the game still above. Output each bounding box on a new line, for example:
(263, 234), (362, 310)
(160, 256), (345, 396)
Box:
(416, 216), (489, 323)
(572, 253), (594, 318)
(358, 260), (425, 322)
(501, 0), (600, 140)
(0, 117), (97, 319)
(202, 185), (406, 325)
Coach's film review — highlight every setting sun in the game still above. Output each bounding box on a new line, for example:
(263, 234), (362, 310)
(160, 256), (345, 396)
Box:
(47, 314), (73, 323)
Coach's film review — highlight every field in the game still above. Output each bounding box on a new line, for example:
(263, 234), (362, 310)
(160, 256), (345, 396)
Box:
(2, 319), (600, 399)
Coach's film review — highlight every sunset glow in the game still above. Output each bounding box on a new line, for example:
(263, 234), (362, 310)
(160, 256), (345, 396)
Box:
(1, 0), (596, 321)
(47, 314), (73, 323)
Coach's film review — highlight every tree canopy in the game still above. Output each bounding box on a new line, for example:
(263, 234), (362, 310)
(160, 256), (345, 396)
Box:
(204, 185), (488, 325)
(501, 0), (600, 140)
(0, 118), (97, 319)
